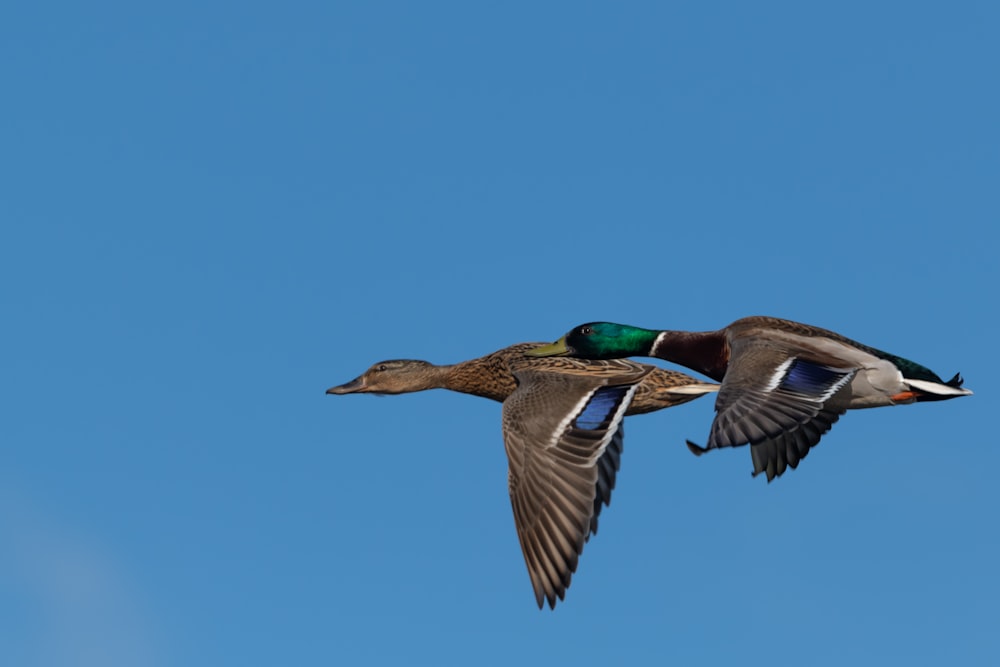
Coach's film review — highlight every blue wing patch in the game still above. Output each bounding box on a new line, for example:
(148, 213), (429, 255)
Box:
(574, 385), (630, 430)
(779, 359), (852, 397)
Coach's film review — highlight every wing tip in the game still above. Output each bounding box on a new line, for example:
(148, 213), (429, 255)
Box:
(686, 439), (710, 457)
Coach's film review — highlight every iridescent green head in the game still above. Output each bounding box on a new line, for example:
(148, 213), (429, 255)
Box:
(527, 322), (660, 360)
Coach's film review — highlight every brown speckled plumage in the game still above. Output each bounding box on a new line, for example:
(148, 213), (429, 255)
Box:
(327, 342), (714, 414)
(327, 342), (718, 609)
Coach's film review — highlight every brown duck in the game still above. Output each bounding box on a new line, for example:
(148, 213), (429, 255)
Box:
(327, 342), (718, 609)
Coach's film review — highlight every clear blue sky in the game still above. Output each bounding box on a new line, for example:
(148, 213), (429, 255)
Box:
(2, 2), (996, 665)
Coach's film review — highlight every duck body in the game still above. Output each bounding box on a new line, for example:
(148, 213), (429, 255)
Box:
(653, 316), (969, 405)
(327, 342), (718, 608)
(530, 317), (972, 481)
(326, 342), (716, 415)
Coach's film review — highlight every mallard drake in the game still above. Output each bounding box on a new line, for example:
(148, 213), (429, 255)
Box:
(529, 318), (972, 482)
(327, 343), (718, 608)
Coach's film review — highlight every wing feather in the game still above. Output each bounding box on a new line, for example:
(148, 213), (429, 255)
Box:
(703, 335), (855, 479)
(503, 365), (646, 608)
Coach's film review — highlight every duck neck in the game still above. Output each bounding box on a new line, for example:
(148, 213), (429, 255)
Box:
(650, 329), (729, 381)
(393, 364), (456, 394)
(442, 357), (515, 403)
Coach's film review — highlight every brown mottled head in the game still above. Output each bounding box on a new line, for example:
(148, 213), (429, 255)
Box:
(326, 359), (440, 395)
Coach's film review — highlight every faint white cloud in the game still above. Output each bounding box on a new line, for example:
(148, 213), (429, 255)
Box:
(0, 481), (163, 667)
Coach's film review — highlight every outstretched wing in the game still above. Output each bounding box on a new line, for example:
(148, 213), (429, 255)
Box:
(697, 335), (855, 479)
(503, 365), (647, 609)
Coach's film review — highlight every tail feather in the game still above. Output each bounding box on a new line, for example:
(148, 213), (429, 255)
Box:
(906, 376), (973, 400)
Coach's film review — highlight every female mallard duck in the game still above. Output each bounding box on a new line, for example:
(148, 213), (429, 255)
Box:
(327, 343), (718, 609)
(529, 318), (972, 482)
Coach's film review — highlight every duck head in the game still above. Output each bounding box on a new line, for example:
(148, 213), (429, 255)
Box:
(527, 322), (659, 360)
(326, 359), (438, 395)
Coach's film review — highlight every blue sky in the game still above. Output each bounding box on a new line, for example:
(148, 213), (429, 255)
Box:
(2, 2), (996, 665)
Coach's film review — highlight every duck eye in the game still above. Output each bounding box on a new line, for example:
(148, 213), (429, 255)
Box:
(580, 326), (594, 335)
(377, 364), (388, 372)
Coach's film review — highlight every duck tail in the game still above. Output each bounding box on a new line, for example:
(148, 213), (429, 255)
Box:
(945, 373), (965, 388)
(905, 374), (973, 402)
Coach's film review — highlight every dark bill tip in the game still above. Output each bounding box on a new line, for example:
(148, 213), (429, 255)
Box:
(326, 377), (365, 394)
